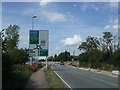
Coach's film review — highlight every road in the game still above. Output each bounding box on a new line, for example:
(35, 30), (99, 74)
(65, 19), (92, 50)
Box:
(52, 64), (118, 88)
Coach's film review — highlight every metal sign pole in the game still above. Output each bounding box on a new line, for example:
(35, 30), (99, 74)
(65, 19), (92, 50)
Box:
(46, 56), (47, 70)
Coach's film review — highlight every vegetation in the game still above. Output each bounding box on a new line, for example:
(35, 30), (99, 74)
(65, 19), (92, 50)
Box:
(2, 65), (33, 88)
(44, 65), (67, 88)
(48, 51), (71, 61)
(78, 32), (120, 70)
(1, 25), (32, 88)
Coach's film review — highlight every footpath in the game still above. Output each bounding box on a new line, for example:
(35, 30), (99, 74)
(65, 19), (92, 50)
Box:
(25, 67), (49, 88)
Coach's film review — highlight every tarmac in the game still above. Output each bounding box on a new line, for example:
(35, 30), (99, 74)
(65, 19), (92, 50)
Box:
(25, 68), (49, 89)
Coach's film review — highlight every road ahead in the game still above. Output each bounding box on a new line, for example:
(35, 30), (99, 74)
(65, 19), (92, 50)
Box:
(52, 64), (118, 88)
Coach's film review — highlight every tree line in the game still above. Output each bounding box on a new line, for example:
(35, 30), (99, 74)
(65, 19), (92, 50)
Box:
(78, 32), (120, 70)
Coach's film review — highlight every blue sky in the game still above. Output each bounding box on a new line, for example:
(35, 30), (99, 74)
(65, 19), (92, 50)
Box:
(2, 2), (118, 56)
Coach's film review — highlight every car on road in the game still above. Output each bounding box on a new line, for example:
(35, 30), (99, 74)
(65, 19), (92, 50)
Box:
(112, 70), (120, 75)
(60, 62), (65, 65)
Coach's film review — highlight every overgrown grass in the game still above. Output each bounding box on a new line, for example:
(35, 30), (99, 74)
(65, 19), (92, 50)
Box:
(44, 65), (67, 88)
(2, 64), (33, 89)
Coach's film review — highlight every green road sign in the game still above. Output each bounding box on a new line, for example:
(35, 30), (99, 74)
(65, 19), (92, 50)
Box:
(40, 49), (48, 56)
(30, 30), (39, 44)
(29, 49), (35, 53)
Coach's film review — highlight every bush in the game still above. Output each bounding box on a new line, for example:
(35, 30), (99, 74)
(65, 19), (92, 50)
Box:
(2, 64), (33, 88)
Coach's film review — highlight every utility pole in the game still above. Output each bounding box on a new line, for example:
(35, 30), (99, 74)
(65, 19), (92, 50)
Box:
(32, 16), (37, 30)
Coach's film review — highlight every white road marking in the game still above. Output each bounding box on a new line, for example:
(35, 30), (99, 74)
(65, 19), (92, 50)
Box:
(51, 65), (72, 90)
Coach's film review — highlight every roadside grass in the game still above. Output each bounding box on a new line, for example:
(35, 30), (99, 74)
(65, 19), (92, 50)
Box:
(71, 64), (79, 67)
(2, 64), (33, 88)
(44, 65), (67, 88)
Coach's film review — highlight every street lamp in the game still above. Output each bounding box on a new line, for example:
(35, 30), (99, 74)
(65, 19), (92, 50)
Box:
(32, 16), (37, 30)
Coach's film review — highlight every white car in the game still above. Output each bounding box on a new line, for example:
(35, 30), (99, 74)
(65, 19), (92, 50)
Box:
(112, 70), (120, 75)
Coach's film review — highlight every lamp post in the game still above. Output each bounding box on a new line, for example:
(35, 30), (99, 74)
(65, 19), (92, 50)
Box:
(30, 16), (37, 65)
(32, 16), (37, 30)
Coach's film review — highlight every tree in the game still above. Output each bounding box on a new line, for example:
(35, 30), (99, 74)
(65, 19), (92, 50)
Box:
(5, 25), (20, 53)
(54, 54), (57, 58)
(78, 36), (100, 52)
(47, 56), (54, 61)
(103, 32), (113, 52)
(57, 51), (70, 61)
(13, 48), (29, 64)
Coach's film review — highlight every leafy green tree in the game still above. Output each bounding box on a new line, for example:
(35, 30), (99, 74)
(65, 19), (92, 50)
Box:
(57, 51), (70, 61)
(103, 32), (113, 52)
(78, 36), (100, 52)
(5, 25), (20, 53)
(13, 48), (29, 64)
(54, 54), (57, 58)
(47, 56), (54, 61)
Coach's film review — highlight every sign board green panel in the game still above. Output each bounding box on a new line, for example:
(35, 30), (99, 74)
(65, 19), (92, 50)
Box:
(30, 30), (39, 44)
(40, 49), (48, 56)
(29, 49), (35, 53)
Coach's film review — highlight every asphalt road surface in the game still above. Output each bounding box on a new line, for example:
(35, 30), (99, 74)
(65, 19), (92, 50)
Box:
(52, 64), (118, 88)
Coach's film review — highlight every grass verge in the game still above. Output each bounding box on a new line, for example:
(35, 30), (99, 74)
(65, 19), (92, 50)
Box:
(44, 65), (67, 88)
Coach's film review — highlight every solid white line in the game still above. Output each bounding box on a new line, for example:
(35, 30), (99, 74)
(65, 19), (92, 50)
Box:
(51, 65), (72, 90)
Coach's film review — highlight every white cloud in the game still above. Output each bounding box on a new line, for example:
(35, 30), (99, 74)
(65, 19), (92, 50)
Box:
(22, 9), (35, 15)
(55, 47), (61, 50)
(104, 25), (111, 29)
(104, 24), (119, 30)
(60, 35), (82, 46)
(113, 18), (118, 24)
(112, 25), (120, 30)
(107, 2), (118, 9)
(80, 4), (100, 12)
(109, 17), (118, 24)
(40, 0), (58, 6)
(105, 16), (118, 31)
(80, 4), (89, 11)
(41, 11), (67, 22)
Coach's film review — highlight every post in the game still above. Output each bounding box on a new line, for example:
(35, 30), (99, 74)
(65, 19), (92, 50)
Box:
(38, 48), (39, 56)
(0, 33), (2, 90)
(46, 56), (47, 70)
(32, 17), (33, 30)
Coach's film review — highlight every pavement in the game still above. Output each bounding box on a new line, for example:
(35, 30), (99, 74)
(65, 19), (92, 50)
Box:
(52, 64), (118, 88)
(25, 67), (49, 89)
